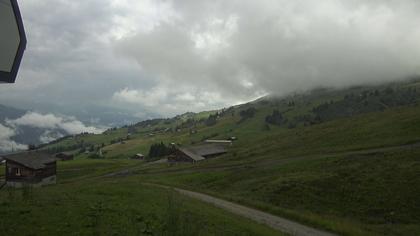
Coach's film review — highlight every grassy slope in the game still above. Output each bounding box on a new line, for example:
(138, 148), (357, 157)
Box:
(0, 161), (282, 236)
(131, 109), (420, 235)
(39, 81), (420, 235)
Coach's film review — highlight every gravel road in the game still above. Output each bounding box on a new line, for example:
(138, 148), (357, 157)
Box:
(147, 183), (337, 236)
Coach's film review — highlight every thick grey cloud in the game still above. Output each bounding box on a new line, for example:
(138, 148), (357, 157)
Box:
(116, 0), (420, 100)
(1, 0), (420, 119)
(0, 0), (149, 112)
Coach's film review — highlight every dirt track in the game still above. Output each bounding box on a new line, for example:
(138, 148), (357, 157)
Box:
(147, 183), (337, 236)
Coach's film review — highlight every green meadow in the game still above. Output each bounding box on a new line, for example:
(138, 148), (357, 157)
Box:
(0, 160), (282, 236)
(10, 80), (420, 235)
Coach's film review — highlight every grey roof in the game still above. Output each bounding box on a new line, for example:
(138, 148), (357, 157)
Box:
(3, 152), (56, 170)
(188, 144), (227, 157)
(178, 148), (205, 161)
(178, 144), (227, 161)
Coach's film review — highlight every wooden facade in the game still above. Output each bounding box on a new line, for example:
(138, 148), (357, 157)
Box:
(4, 152), (57, 188)
(168, 148), (203, 163)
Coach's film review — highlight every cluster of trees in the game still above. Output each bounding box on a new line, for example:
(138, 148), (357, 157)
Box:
(239, 107), (257, 123)
(217, 107), (235, 117)
(205, 114), (218, 126)
(312, 87), (418, 122)
(148, 142), (174, 159)
(292, 114), (322, 127)
(134, 118), (165, 128)
(265, 110), (287, 126)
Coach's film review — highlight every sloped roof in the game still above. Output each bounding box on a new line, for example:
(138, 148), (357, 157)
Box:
(3, 152), (56, 170)
(188, 144), (227, 157)
(178, 148), (205, 161)
(178, 144), (227, 161)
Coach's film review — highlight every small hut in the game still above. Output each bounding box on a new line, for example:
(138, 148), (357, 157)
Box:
(4, 152), (57, 188)
(131, 153), (145, 160)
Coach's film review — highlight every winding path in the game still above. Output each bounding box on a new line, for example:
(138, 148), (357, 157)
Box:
(145, 183), (337, 236)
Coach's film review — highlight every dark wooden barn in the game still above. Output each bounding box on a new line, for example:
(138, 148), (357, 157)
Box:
(4, 152), (57, 188)
(168, 144), (227, 163)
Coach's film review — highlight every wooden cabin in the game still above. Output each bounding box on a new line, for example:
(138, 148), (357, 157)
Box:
(4, 152), (57, 188)
(131, 153), (145, 160)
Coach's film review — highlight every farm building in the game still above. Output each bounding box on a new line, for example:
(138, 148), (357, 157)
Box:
(168, 144), (227, 163)
(3, 152), (57, 188)
(205, 139), (233, 145)
(55, 152), (74, 161)
(131, 153), (145, 160)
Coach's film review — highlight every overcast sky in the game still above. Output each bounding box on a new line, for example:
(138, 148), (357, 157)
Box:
(1, 0), (420, 118)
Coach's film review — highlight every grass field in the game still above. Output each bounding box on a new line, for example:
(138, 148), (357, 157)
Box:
(33, 80), (420, 235)
(136, 147), (420, 236)
(0, 161), (282, 236)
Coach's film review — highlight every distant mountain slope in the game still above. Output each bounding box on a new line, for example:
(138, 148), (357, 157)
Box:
(0, 104), (105, 154)
(42, 78), (420, 157)
(0, 104), (26, 121)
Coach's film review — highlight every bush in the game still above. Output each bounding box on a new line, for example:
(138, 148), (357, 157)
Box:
(148, 142), (174, 159)
(239, 107), (256, 119)
(265, 110), (285, 126)
(205, 114), (217, 126)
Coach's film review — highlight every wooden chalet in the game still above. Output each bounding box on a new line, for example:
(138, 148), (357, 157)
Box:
(168, 144), (227, 163)
(3, 152), (57, 188)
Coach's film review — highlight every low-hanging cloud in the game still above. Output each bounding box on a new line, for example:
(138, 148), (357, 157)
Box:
(6, 112), (105, 135)
(0, 124), (27, 152)
(1, 0), (420, 120)
(116, 0), (420, 99)
(112, 84), (253, 116)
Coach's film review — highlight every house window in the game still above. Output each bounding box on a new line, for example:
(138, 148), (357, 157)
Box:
(15, 168), (21, 176)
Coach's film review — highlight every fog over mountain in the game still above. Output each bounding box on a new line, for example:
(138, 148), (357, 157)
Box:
(1, 0), (420, 117)
(0, 104), (106, 153)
